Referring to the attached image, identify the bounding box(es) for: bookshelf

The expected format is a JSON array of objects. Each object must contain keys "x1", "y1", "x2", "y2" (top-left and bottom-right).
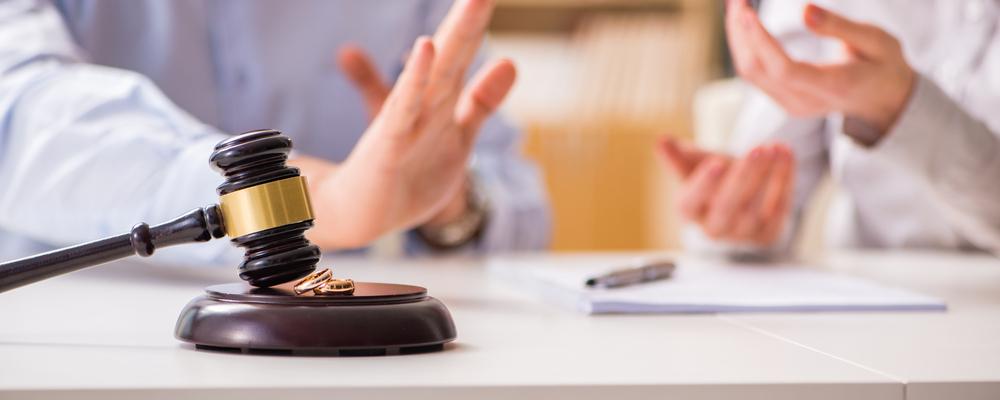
[{"x1": 489, "y1": 0, "x2": 724, "y2": 250}]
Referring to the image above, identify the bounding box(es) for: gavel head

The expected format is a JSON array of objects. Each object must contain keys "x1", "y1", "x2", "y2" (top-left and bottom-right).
[{"x1": 209, "y1": 129, "x2": 320, "y2": 287}]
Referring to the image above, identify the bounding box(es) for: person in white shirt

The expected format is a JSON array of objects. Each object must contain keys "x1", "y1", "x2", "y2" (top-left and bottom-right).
[
  {"x1": 0, "y1": 0, "x2": 551, "y2": 265},
  {"x1": 660, "y1": 0, "x2": 1000, "y2": 257}
]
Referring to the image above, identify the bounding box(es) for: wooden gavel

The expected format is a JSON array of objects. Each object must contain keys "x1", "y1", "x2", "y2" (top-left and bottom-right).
[{"x1": 0, "y1": 129, "x2": 321, "y2": 293}]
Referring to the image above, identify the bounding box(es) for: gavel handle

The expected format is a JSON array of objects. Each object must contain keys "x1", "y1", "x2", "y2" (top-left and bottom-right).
[{"x1": 0, "y1": 206, "x2": 224, "y2": 294}]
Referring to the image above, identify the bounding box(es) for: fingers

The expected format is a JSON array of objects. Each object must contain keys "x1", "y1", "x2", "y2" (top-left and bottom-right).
[
  {"x1": 704, "y1": 146, "x2": 774, "y2": 237},
  {"x1": 730, "y1": 210, "x2": 763, "y2": 242},
  {"x1": 429, "y1": 0, "x2": 494, "y2": 93},
  {"x1": 759, "y1": 144, "x2": 795, "y2": 220},
  {"x1": 725, "y1": 0, "x2": 755, "y2": 70},
  {"x1": 803, "y1": 4, "x2": 893, "y2": 59},
  {"x1": 740, "y1": 6, "x2": 788, "y2": 73},
  {"x1": 657, "y1": 137, "x2": 712, "y2": 179},
  {"x1": 729, "y1": 0, "x2": 888, "y2": 120},
  {"x1": 377, "y1": 37, "x2": 435, "y2": 138},
  {"x1": 741, "y1": 7, "x2": 820, "y2": 84},
  {"x1": 691, "y1": 143, "x2": 795, "y2": 246},
  {"x1": 338, "y1": 45, "x2": 391, "y2": 119},
  {"x1": 413, "y1": 0, "x2": 495, "y2": 147},
  {"x1": 731, "y1": 3, "x2": 830, "y2": 116},
  {"x1": 678, "y1": 157, "x2": 729, "y2": 223},
  {"x1": 455, "y1": 58, "x2": 517, "y2": 144},
  {"x1": 756, "y1": 147, "x2": 795, "y2": 245}
]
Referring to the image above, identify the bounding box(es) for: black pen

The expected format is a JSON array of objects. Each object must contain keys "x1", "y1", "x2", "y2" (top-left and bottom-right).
[{"x1": 585, "y1": 259, "x2": 676, "y2": 289}]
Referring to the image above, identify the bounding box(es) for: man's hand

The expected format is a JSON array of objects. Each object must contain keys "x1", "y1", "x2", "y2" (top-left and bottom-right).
[
  {"x1": 336, "y1": 45, "x2": 390, "y2": 122},
  {"x1": 726, "y1": 0, "x2": 915, "y2": 136},
  {"x1": 658, "y1": 138, "x2": 795, "y2": 246},
  {"x1": 336, "y1": 40, "x2": 470, "y2": 229},
  {"x1": 300, "y1": 0, "x2": 511, "y2": 250}
]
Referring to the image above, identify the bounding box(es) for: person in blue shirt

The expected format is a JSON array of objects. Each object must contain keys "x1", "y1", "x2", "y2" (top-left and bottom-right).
[{"x1": 0, "y1": 0, "x2": 551, "y2": 265}]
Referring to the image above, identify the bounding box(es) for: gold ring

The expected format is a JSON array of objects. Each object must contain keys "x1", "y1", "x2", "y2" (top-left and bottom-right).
[
  {"x1": 293, "y1": 268, "x2": 332, "y2": 295},
  {"x1": 314, "y1": 279, "x2": 355, "y2": 295}
]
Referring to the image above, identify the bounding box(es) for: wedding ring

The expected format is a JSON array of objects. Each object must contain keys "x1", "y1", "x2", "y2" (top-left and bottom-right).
[
  {"x1": 293, "y1": 268, "x2": 333, "y2": 295},
  {"x1": 314, "y1": 278, "x2": 355, "y2": 295}
]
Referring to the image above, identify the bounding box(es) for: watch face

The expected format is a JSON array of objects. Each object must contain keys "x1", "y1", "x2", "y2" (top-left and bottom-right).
[
  {"x1": 441, "y1": 224, "x2": 470, "y2": 245},
  {"x1": 419, "y1": 177, "x2": 489, "y2": 249},
  {"x1": 430, "y1": 204, "x2": 485, "y2": 247}
]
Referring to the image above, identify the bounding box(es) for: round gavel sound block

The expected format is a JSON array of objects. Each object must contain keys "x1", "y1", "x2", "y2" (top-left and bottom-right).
[
  {"x1": 175, "y1": 131, "x2": 457, "y2": 356},
  {"x1": 175, "y1": 281, "x2": 457, "y2": 356},
  {"x1": 192, "y1": 130, "x2": 457, "y2": 356},
  {"x1": 178, "y1": 130, "x2": 457, "y2": 356}
]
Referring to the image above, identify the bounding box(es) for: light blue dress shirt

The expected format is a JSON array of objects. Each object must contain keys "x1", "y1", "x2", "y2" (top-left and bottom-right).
[{"x1": 0, "y1": 0, "x2": 551, "y2": 265}]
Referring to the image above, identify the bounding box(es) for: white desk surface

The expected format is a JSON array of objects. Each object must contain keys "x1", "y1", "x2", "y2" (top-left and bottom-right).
[
  {"x1": 0, "y1": 250, "x2": 996, "y2": 400},
  {"x1": 725, "y1": 251, "x2": 1000, "y2": 400}
]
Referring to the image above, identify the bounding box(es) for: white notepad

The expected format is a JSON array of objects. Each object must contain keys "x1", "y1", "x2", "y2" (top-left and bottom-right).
[{"x1": 489, "y1": 254, "x2": 947, "y2": 314}]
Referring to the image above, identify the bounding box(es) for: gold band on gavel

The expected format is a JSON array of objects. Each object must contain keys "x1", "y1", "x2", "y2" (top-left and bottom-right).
[{"x1": 218, "y1": 176, "x2": 315, "y2": 238}]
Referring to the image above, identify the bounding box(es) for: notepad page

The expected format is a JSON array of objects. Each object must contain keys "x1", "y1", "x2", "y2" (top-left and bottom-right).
[{"x1": 488, "y1": 254, "x2": 946, "y2": 314}]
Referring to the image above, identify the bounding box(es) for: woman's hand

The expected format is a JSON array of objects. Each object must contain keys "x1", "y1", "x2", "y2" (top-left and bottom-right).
[
  {"x1": 659, "y1": 138, "x2": 795, "y2": 246},
  {"x1": 726, "y1": 0, "x2": 915, "y2": 136}
]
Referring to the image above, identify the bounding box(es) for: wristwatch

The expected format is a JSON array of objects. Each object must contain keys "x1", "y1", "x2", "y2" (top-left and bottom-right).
[{"x1": 416, "y1": 176, "x2": 489, "y2": 250}]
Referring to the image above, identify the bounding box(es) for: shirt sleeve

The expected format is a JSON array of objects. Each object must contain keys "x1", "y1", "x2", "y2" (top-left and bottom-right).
[
  {"x1": 867, "y1": 74, "x2": 1000, "y2": 254},
  {"x1": 0, "y1": 0, "x2": 241, "y2": 266}
]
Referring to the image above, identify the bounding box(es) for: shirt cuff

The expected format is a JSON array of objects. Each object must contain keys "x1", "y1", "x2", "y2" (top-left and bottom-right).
[{"x1": 867, "y1": 74, "x2": 942, "y2": 175}]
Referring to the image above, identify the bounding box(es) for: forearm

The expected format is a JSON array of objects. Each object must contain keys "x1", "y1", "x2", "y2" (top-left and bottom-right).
[
  {"x1": 867, "y1": 74, "x2": 1000, "y2": 253},
  {"x1": 0, "y1": 64, "x2": 239, "y2": 265},
  {"x1": 0, "y1": 1, "x2": 242, "y2": 266}
]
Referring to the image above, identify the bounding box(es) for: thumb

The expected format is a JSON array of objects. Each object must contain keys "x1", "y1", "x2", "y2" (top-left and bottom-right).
[
  {"x1": 657, "y1": 137, "x2": 710, "y2": 179},
  {"x1": 803, "y1": 4, "x2": 894, "y2": 59},
  {"x1": 337, "y1": 45, "x2": 391, "y2": 120}
]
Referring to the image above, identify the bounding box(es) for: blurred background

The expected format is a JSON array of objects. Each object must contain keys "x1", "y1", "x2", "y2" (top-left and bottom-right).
[
  {"x1": 486, "y1": 0, "x2": 832, "y2": 256},
  {"x1": 487, "y1": 0, "x2": 725, "y2": 251}
]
